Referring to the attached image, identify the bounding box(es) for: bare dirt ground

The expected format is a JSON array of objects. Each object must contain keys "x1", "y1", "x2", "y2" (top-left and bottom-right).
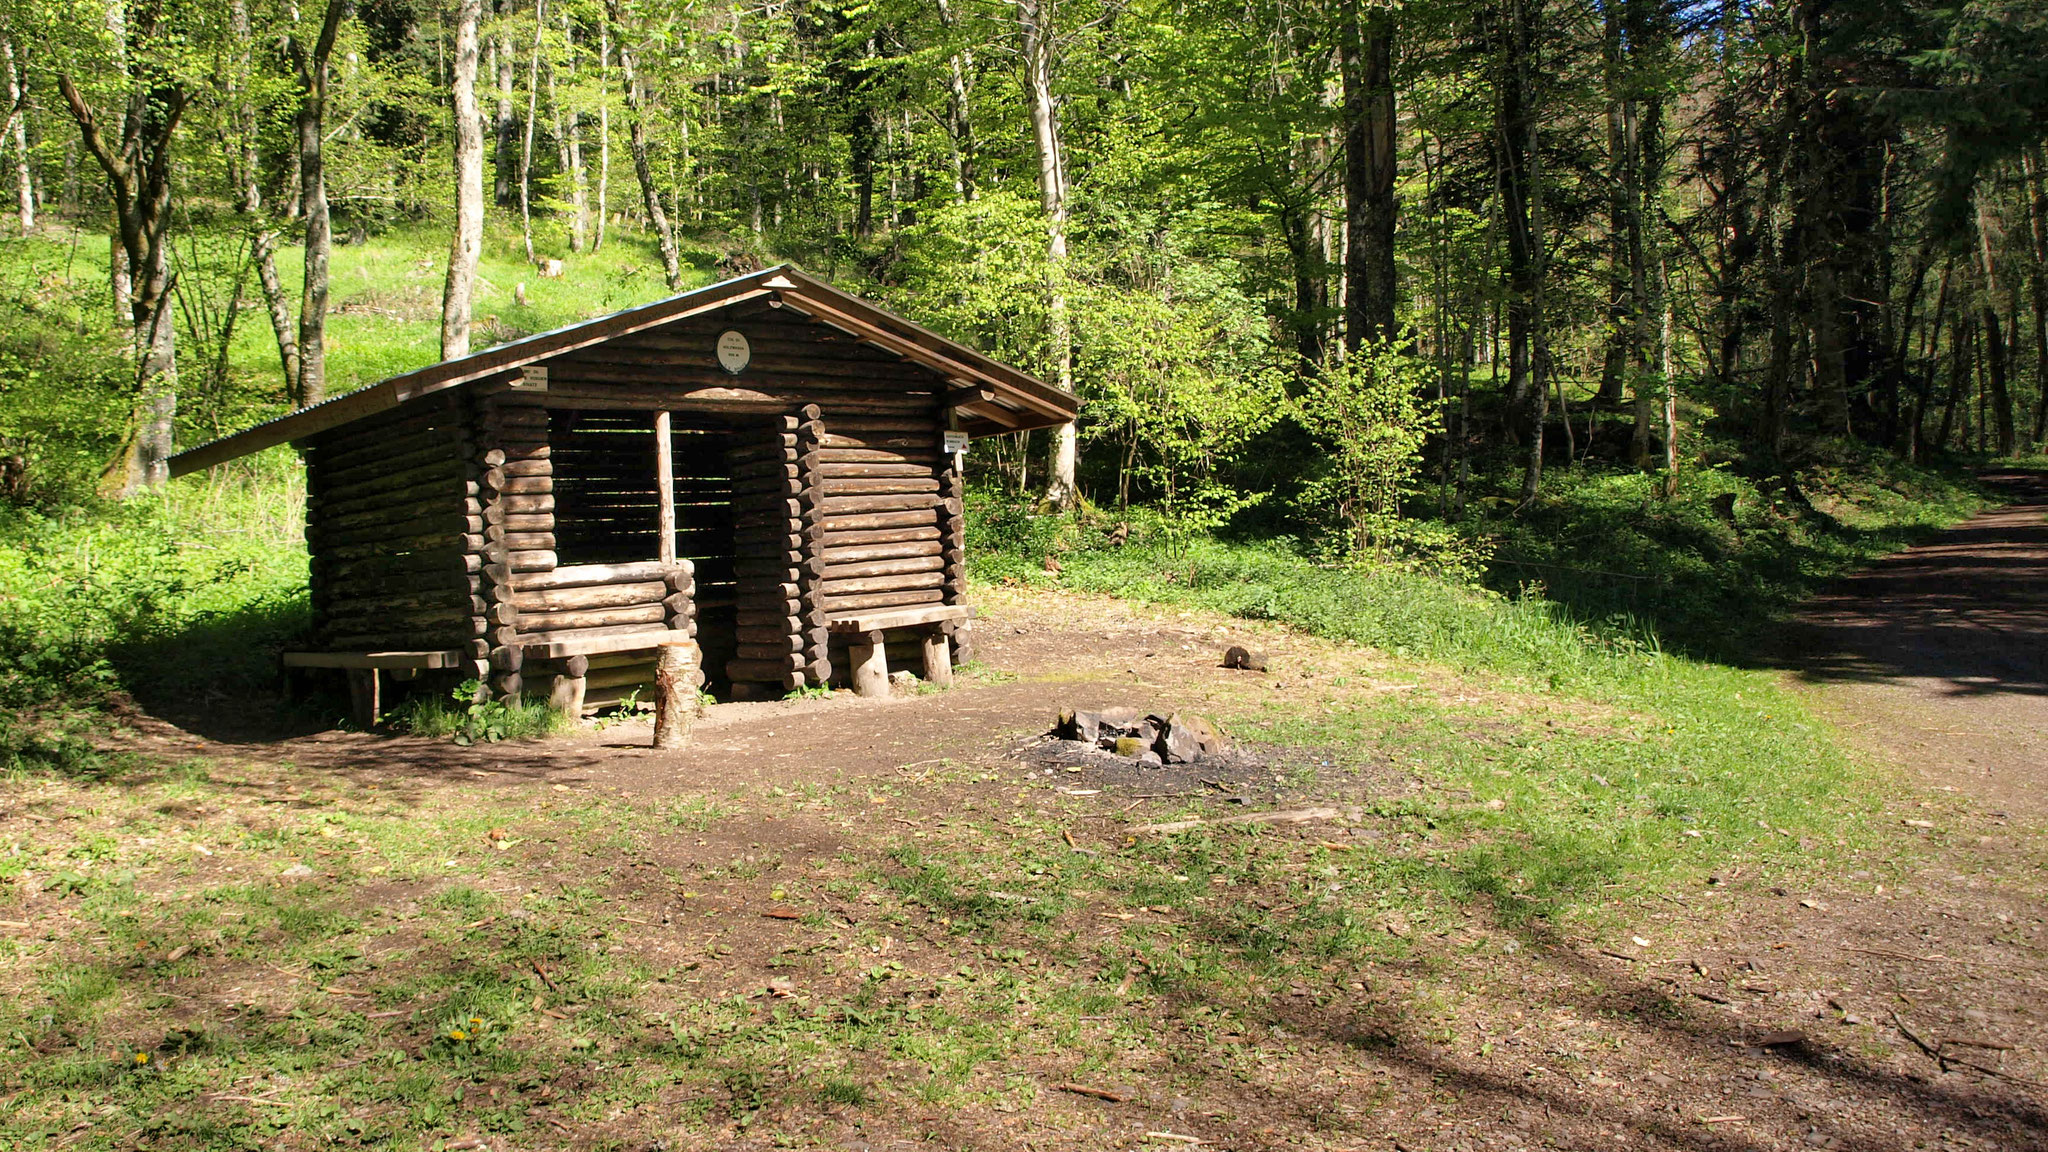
[{"x1": 39, "y1": 503, "x2": 2048, "y2": 1151}]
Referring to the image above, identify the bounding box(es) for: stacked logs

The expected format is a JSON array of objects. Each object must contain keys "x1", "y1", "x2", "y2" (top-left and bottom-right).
[
  {"x1": 303, "y1": 396, "x2": 481, "y2": 654},
  {"x1": 544, "y1": 314, "x2": 944, "y2": 418},
  {"x1": 477, "y1": 393, "x2": 557, "y2": 702},
  {"x1": 815, "y1": 416, "x2": 952, "y2": 619},
  {"x1": 725, "y1": 410, "x2": 817, "y2": 694},
  {"x1": 518, "y1": 560, "x2": 697, "y2": 715},
  {"x1": 938, "y1": 456, "x2": 973, "y2": 665}
]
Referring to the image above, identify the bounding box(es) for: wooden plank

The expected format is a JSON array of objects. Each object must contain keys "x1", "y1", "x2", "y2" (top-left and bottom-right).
[
  {"x1": 826, "y1": 604, "x2": 973, "y2": 633},
  {"x1": 282, "y1": 649, "x2": 467, "y2": 670},
  {"x1": 520, "y1": 626, "x2": 696, "y2": 659}
]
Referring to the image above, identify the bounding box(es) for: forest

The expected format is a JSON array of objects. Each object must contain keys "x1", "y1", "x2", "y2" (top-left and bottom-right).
[{"x1": 0, "y1": 0, "x2": 2042, "y2": 516}]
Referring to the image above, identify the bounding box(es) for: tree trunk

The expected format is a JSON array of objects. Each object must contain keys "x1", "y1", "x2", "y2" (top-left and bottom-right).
[
  {"x1": 937, "y1": 0, "x2": 975, "y2": 200},
  {"x1": 109, "y1": 221, "x2": 131, "y2": 325},
  {"x1": 1281, "y1": 201, "x2": 1326, "y2": 373},
  {"x1": 1935, "y1": 313, "x2": 1972, "y2": 451},
  {"x1": 594, "y1": 17, "x2": 610, "y2": 252},
  {"x1": 519, "y1": 0, "x2": 542, "y2": 264},
  {"x1": 442, "y1": 0, "x2": 486, "y2": 360},
  {"x1": 1597, "y1": 1, "x2": 1630, "y2": 409},
  {"x1": 608, "y1": 0, "x2": 680, "y2": 289},
  {"x1": 58, "y1": 61, "x2": 185, "y2": 494},
  {"x1": 1021, "y1": 0, "x2": 1077, "y2": 510},
  {"x1": 1975, "y1": 191, "x2": 2016, "y2": 455},
  {"x1": 552, "y1": 11, "x2": 589, "y2": 253},
  {"x1": 493, "y1": 13, "x2": 517, "y2": 207},
  {"x1": 1341, "y1": 0, "x2": 1396, "y2": 351},
  {"x1": 0, "y1": 35, "x2": 32, "y2": 233},
  {"x1": 1494, "y1": 0, "x2": 1546, "y2": 502},
  {"x1": 226, "y1": 0, "x2": 299, "y2": 398},
  {"x1": 2024, "y1": 147, "x2": 2048, "y2": 445},
  {"x1": 292, "y1": 0, "x2": 348, "y2": 410}
]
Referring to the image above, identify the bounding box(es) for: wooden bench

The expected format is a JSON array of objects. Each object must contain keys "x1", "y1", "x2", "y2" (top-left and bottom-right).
[
  {"x1": 826, "y1": 605, "x2": 974, "y2": 697},
  {"x1": 282, "y1": 649, "x2": 467, "y2": 727}
]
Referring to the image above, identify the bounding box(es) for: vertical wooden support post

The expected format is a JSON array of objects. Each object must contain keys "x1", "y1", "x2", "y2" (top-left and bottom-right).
[
  {"x1": 920, "y1": 629, "x2": 953, "y2": 688},
  {"x1": 654, "y1": 409, "x2": 676, "y2": 566},
  {"x1": 653, "y1": 642, "x2": 697, "y2": 748},
  {"x1": 851, "y1": 629, "x2": 889, "y2": 697}
]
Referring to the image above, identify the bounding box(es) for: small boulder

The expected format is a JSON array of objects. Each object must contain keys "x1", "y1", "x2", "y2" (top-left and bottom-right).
[
  {"x1": 1113, "y1": 735, "x2": 1149, "y2": 758},
  {"x1": 1136, "y1": 750, "x2": 1164, "y2": 767},
  {"x1": 1158, "y1": 712, "x2": 1228, "y2": 764},
  {"x1": 1056, "y1": 708, "x2": 1101, "y2": 742},
  {"x1": 1158, "y1": 714, "x2": 1204, "y2": 764},
  {"x1": 1095, "y1": 706, "x2": 1142, "y2": 728}
]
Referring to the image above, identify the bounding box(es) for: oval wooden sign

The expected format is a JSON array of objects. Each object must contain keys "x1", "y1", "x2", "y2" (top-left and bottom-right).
[{"x1": 716, "y1": 329, "x2": 751, "y2": 374}]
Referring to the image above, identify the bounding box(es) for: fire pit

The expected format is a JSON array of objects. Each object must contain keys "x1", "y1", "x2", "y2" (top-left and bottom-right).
[{"x1": 1052, "y1": 706, "x2": 1231, "y2": 766}]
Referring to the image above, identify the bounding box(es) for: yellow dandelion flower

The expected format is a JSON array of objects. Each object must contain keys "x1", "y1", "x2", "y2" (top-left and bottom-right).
[
  {"x1": 469, "y1": 1017, "x2": 482, "y2": 1027},
  {"x1": 449, "y1": 1029, "x2": 468, "y2": 1041},
  {"x1": 133, "y1": 1052, "x2": 150, "y2": 1065}
]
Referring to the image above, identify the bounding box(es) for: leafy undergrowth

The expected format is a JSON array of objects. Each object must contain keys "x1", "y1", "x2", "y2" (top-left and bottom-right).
[
  {"x1": 0, "y1": 467, "x2": 313, "y2": 774},
  {"x1": 975, "y1": 449, "x2": 1988, "y2": 678},
  {"x1": 1479, "y1": 447, "x2": 1989, "y2": 659}
]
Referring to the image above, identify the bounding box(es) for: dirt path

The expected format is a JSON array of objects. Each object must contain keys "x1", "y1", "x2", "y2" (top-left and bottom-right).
[{"x1": 1789, "y1": 470, "x2": 2048, "y2": 818}]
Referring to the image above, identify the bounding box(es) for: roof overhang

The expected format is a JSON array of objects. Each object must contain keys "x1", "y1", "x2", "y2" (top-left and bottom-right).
[{"x1": 167, "y1": 266, "x2": 1076, "y2": 478}]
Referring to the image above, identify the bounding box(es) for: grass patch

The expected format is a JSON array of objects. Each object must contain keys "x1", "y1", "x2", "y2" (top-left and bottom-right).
[{"x1": 387, "y1": 680, "x2": 569, "y2": 745}]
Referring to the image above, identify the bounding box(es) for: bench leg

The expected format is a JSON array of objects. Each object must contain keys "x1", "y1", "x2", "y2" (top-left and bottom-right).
[
  {"x1": 851, "y1": 629, "x2": 890, "y2": 697},
  {"x1": 346, "y1": 668, "x2": 381, "y2": 728},
  {"x1": 920, "y1": 629, "x2": 953, "y2": 688},
  {"x1": 548, "y1": 674, "x2": 587, "y2": 718}
]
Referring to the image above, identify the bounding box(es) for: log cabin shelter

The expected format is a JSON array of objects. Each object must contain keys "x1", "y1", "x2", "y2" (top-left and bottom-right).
[{"x1": 165, "y1": 266, "x2": 1077, "y2": 723}]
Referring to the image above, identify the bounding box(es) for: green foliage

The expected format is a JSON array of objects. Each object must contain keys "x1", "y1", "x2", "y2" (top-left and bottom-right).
[
  {"x1": 391, "y1": 680, "x2": 565, "y2": 745},
  {"x1": 1475, "y1": 447, "x2": 1988, "y2": 660},
  {"x1": 0, "y1": 470, "x2": 310, "y2": 773},
  {"x1": 1292, "y1": 342, "x2": 1447, "y2": 564}
]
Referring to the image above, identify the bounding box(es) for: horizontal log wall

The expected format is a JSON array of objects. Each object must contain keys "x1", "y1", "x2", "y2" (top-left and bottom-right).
[
  {"x1": 303, "y1": 393, "x2": 479, "y2": 653},
  {"x1": 814, "y1": 415, "x2": 950, "y2": 617}
]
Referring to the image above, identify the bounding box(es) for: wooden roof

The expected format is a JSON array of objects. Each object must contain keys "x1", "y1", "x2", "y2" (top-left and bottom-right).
[{"x1": 167, "y1": 266, "x2": 1077, "y2": 478}]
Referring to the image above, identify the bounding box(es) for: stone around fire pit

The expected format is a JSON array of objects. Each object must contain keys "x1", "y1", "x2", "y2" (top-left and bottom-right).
[{"x1": 1050, "y1": 707, "x2": 1231, "y2": 765}]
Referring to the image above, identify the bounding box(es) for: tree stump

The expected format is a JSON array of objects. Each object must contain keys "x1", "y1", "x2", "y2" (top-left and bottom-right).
[{"x1": 652, "y1": 643, "x2": 698, "y2": 748}]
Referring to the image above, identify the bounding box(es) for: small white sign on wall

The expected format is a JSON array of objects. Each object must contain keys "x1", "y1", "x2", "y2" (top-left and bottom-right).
[
  {"x1": 942, "y1": 430, "x2": 969, "y2": 454},
  {"x1": 716, "y1": 329, "x2": 752, "y2": 374}
]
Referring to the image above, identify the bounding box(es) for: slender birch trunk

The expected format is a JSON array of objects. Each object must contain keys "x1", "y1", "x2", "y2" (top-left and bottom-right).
[
  {"x1": 594, "y1": 18, "x2": 609, "y2": 252},
  {"x1": 1020, "y1": 0, "x2": 1077, "y2": 510},
  {"x1": 0, "y1": 35, "x2": 32, "y2": 233},
  {"x1": 442, "y1": 0, "x2": 486, "y2": 360},
  {"x1": 291, "y1": 0, "x2": 348, "y2": 409},
  {"x1": 228, "y1": 0, "x2": 298, "y2": 398},
  {"x1": 606, "y1": 0, "x2": 680, "y2": 288},
  {"x1": 519, "y1": 0, "x2": 542, "y2": 264}
]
